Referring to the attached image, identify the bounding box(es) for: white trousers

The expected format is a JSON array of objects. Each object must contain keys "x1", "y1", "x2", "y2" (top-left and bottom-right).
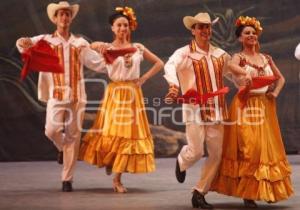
[
  {"x1": 178, "y1": 123, "x2": 224, "y2": 194},
  {"x1": 45, "y1": 99, "x2": 85, "y2": 181}
]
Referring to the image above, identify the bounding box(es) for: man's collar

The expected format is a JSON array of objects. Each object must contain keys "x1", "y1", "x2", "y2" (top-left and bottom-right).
[
  {"x1": 191, "y1": 39, "x2": 215, "y2": 54},
  {"x1": 52, "y1": 31, "x2": 74, "y2": 42}
]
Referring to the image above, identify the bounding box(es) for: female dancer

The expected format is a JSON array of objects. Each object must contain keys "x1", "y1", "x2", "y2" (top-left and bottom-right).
[
  {"x1": 79, "y1": 7, "x2": 163, "y2": 193},
  {"x1": 211, "y1": 16, "x2": 293, "y2": 207}
]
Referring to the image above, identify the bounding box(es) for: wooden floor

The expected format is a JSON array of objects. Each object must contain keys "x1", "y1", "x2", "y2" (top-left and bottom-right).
[{"x1": 0, "y1": 156, "x2": 299, "y2": 210}]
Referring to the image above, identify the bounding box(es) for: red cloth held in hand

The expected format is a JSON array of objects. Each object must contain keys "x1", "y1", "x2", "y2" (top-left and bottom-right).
[
  {"x1": 21, "y1": 39, "x2": 64, "y2": 80},
  {"x1": 177, "y1": 86, "x2": 229, "y2": 105},
  {"x1": 238, "y1": 75, "x2": 279, "y2": 108},
  {"x1": 103, "y1": 47, "x2": 137, "y2": 64}
]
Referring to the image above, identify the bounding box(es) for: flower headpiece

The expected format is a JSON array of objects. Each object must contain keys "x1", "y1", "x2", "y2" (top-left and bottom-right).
[
  {"x1": 235, "y1": 16, "x2": 263, "y2": 34},
  {"x1": 115, "y1": 6, "x2": 138, "y2": 31}
]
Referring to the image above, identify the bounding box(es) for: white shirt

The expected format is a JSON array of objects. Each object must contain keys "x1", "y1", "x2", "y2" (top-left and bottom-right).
[
  {"x1": 16, "y1": 33, "x2": 106, "y2": 103},
  {"x1": 164, "y1": 43, "x2": 229, "y2": 123}
]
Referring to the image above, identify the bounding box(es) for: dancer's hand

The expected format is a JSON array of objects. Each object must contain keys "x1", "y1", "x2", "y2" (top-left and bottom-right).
[
  {"x1": 267, "y1": 82, "x2": 276, "y2": 92},
  {"x1": 90, "y1": 42, "x2": 110, "y2": 54},
  {"x1": 18, "y1": 38, "x2": 33, "y2": 49},
  {"x1": 266, "y1": 91, "x2": 278, "y2": 99},
  {"x1": 243, "y1": 73, "x2": 252, "y2": 86},
  {"x1": 135, "y1": 76, "x2": 147, "y2": 87},
  {"x1": 164, "y1": 84, "x2": 179, "y2": 104},
  {"x1": 206, "y1": 98, "x2": 214, "y2": 105}
]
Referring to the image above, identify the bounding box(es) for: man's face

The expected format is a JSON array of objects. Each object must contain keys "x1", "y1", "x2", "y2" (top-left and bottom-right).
[
  {"x1": 54, "y1": 9, "x2": 73, "y2": 29},
  {"x1": 191, "y1": 23, "x2": 212, "y2": 42}
]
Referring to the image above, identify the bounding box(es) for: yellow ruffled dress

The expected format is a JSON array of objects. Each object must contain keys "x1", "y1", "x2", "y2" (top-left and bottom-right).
[
  {"x1": 211, "y1": 54, "x2": 293, "y2": 202},
  {"x1": 79, "y1": 44, "x2": 155, "y2": 173}
]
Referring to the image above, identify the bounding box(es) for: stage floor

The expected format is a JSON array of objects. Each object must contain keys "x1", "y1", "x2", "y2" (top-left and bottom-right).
[{"x1": 0, "y1": 156, "x2": 299, "y2": 210}]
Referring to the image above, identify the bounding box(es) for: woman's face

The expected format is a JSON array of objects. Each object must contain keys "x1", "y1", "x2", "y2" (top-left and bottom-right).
[
  {"x1": 111, "y1": 17, "x2": 130, "y2": 40},
  {"x1": 239, "y1": 26, "x2": 258, "y2": 46}
]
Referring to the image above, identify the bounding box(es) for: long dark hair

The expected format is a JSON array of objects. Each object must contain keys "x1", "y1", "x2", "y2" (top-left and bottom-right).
[{"x1": 109, "y1": 12, "x2": 130, "y2": 26}]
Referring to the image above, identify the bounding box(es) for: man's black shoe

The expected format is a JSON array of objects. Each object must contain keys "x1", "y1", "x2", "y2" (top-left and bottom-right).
[
  {"x1": 62, "y1": 181, "x2": 73, "y2": 192},
  {"x1": 57, "y1": 151, "x2": 63, "y2": 165},
  {"x1": 243, "y1": 199, "x2": 257, "y2": 208},
  {"x1": 191, "y1": 190, "x2": 213, "y2": 209},
  {"x1": 175, "y1": 158, "x2": 186, "y2": 183}
]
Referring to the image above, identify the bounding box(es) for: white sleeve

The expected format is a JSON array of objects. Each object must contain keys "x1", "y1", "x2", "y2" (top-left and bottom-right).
[
  {"x1": 164, "y1": 48, "x2": 186, "y2": 86},
  {"x1": 16, "y1": 34, "x2": 45, "y2": 53},
  {"x1": 81, "y1": 47, "x2": 107, "y2": 73},
  {"x1": 295, "y1": 43, "x2": 300, "y2": 60}
]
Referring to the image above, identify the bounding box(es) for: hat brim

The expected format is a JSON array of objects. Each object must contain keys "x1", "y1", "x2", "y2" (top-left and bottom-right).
[
  {"x1": 183, "y1": 16, "x2": 219, "y2": 30},
  {"x1": 47, "y1": 4, "x2": 79, "y2": 24}
]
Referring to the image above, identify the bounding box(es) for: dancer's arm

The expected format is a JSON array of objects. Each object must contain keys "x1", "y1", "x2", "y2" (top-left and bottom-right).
[
  {"x1": 16, "y1": 35, "x2": 45, "y2": 52},
  {"x1": 135, "y1": 44, "x2": 164, "y2": 87},
  {"x1": 295, "y1": 43, "x2": 300, "y2": 60},
  {"x1": 163, "y1": 48, "x2": 188, "y2": 103},
  {"x1": 228, "y1": 54, "x2": 252, "y2": 86},
  {"x1": 81, "y1": 40, "x2": 107, "y2": 73},
  {"x1": 266, "y1": 56, "x2": 285, "y2": 98}
]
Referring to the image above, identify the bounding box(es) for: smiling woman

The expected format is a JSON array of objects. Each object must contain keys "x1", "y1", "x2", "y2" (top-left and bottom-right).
[
  {"x1": 79, "y1": 6, "x2": 164, "y2": 193},
  {"x1": 211, "y1": 16, "x2": 294, "y2": 207}
]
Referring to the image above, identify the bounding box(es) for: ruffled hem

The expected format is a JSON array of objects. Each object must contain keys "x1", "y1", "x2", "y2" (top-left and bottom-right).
[
  {"x1": 79, "y1": 135, "x2": 155, "y2": 173},
  {"x1": 211, "y1": 174, "x2": 294, "y2": 202},
  {"x1": 219, "y1": 158, "x2": 292, "y2": 181},
  {"x1": 211, "y1": 158, "x2": 294, "y2": 202}
]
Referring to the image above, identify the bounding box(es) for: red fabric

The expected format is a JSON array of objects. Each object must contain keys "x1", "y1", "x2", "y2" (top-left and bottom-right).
[
  {"x1": 21, "y1": 39, "x2": 63, "y2": 80},
  {"x1": 238, "y1": 75, "x2": 279, "y2": 108},
  {"x1": 103, "y1": 47, "x2": 137, "y2": 64},
  {"x1": 176, "y1": 86, "x2": 229, "y2": 105}
]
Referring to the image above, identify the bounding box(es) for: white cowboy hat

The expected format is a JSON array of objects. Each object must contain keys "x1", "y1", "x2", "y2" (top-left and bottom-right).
[
  {"x1": 183, "y1": 12, "x2": 219, "y2": 30},
  {"x1": 47, "y1": 1, "x2": 79, "y2": 24}
]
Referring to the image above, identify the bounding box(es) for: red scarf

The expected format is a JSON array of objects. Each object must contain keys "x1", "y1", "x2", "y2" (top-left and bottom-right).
[
  {"x1": 238, "y1": 75, "x2": 279, "y2": 108},
  {"x1": 21, "y1": 39, "x2": 63, "y2": 80},
  {"x1": 177, "y1": 87, "x2": 229, "y2": 105},
  {"x1": 103, "y1": 47, "x2": 137, "y2": 64}
]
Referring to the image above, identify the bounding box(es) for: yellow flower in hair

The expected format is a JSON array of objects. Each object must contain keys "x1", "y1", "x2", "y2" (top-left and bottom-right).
[
  {"x1": 115, "y1": 6, "x2": 138, "y2": 31},
  {"x1": 235, "y1": 16, "x2": 263, "y2": 34}
]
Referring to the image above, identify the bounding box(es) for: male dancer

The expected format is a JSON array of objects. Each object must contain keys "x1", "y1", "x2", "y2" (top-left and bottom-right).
[
  {"x1": 16, "y1": 1, "x2": 106, "y2": 192},
  {"x1": 164, "y1": 12, "x2": 230, "y2": 208}
]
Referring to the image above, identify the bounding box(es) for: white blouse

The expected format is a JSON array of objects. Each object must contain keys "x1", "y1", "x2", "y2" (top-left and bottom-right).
[
  {"x1": 105, "y1": 43, "x2": 144, "y2": 82},
  {"x1": 232, "y1": 53, "x2": 274, "y2": 94}
]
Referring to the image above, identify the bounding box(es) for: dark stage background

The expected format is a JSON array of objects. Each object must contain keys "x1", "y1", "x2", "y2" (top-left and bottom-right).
[{"x1": 0, "y1": 0, "x2": 299, "y2": 161}]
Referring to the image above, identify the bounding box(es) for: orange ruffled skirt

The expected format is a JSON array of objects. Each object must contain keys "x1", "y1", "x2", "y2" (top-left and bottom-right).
[
  {"x1": 79, "y1": 81, "x2": 155, "y2": 173},
  {"x1": 211, "y1": 94, "x2": 293, "y2": 202}
]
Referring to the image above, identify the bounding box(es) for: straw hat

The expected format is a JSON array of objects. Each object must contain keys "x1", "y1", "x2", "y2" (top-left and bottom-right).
[
  {"x1": 183, "y1": 12, "x2": 219, "y2": 30},
  {"x1": 47, "y1": 1, "x2": 79, "y2": 23}
]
